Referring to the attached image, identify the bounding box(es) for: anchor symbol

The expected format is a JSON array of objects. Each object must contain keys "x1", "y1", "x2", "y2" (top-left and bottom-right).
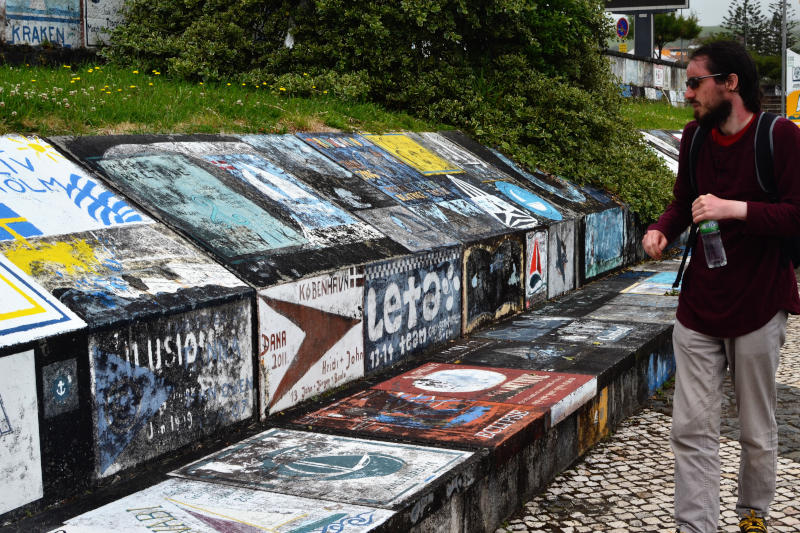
[{"x1": 56, "y1": 380, "x2": 66, "y2": 397}]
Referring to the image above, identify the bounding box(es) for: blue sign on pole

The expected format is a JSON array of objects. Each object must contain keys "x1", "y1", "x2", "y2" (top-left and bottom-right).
[{"x1": 616, "y1": 17, "x2": 629, "y2": 39}]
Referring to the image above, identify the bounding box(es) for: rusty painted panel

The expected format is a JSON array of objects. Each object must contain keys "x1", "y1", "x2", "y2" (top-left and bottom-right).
[
  {"x1": 295, "y1": 388, "x2": 543, "y2": 449},
  {"x1": 90, "y1": 299, "x2": 253, "y2": 478},
  {"x1": 0, "y1": 349, "x2": 43, "y2": 515},
  {"x1": 53, "y1": 135, "x2": 403, "y2": 287},
  {"x1": 298, "y1": 133, "x2": 507, "y2": 241},
  {"x1": 172, "y1": 428, "x2": 472, "y2": 509},
  {"x1": 240, "y1": 134, "x2": 456, "y2": 252},
  {"x1": 526, "y1": 230, "x2": 548, "y2": 308},
  {"x1": 52, "y1": 478, "x2": 394, "y2": 532},
  {"x1": 364, "y1": 248, "x2": 462, "y2": 374},
  {"x1": 374, "y1": 362, "x2": 596, "y2": 425},
  {"x1": 462, "y1": 235, "x2": 524, "y2": 334},
  {"x1": 0, "y1": 255, "x2": 85, "y2": 347},
  {"x1": 578, "y1": 386, "x2": 609, "y2": 456},
  {"x1": 258, "y1": 267, "x2": 364, "y2": 416}
]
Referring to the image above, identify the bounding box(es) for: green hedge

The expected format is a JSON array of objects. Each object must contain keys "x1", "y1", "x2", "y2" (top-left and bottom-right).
[{"x1": 103, "y1": 0, "x2": 675, "y2": 222}]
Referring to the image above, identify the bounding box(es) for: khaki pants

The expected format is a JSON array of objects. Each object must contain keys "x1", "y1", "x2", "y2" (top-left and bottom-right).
[{"x1": 671, "y1": 312, "x2": 786, "y2": 533}]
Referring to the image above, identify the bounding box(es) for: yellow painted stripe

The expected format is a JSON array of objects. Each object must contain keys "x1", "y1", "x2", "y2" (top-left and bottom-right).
[{"x1": 0, "y1": 272, "x2": 46, "y2": 320}]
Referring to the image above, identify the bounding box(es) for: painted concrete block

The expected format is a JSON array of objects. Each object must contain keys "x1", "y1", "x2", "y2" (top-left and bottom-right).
[
  {"x1": 647, "y1": 345, "x2": 676, "y2": 396},
  {"x1": 584, "y1": 207, "x2": 625, "y2": 281},
  {"x1": 538, "y1": 318, "x2": 669, "y2": 350},
  {"x1": 621, "y1": 271, "x2": 681, "y2": 295},
  {"x1": 50, "y1": 478, "x2": 394, "y2": 532},
  {"x1": 299, "y1": 133, "x2": 508, "y2": 241},
  {"x1": 90, "y1": 299, "x2": 253, "y2": 478},
  {"x1": 525, "y1": 230, "x2": 548, "y2": 308},
  {"x1": 547, "y1": 220, "x2": 576, "y2": 299},
  {"x1": 442, "y1": 339, "x2": 632, "y2": 388},
  {"x1": 0, "y1": 255, "x2": 85, "y2": 348},
  {"x1": 436, "y1": 131, "x2": 587, "y2": 213},
  {"x1": 172, "y1": 428, "x2": 472, "y2": 509},
  {"x1": 0, "y1": 350, "x2": 43, "y2": 515},
  {"x1": 295, "y1": 388, "x2": 544, "y2": 449},
  {"x1": 366, "y1": 133, "x2": 540, "y2": 231},
  {"x1": 3, "y1": 0, "x2": 81, "y2": 47},
  {"x1": 463, "y1": 235, "x2": 524, "y2": 334},
  {"x1": 1, "y1": 135, "x2": 247, "y2": 326},
  {"x1": 586, "y1": 301, "x2": 677, "y2": 324},
  {"x1": 240, "y1": 134, "x2": 455, "y2": 252},
  {"x1": 258, "y1": 266, "x2": 364, "y2": 416},
  {"x1": 364, "y1": 248, "x2": 462, "y2": 373},
  {"x1": 54, "y1": 135, "x2": 402, "y2": 287},
  {"x1": 373, "y1": 362, "x2": 596, "y2": 425},
  {"x1": 42, "y1": 358, "x2": 78, "y2": 418},
  {"x1": 476, "y1": 315, "x2": 572, "y2": 343},
  {"x1": 84, "y1": 0, "x2": 124, "y2": 46}
]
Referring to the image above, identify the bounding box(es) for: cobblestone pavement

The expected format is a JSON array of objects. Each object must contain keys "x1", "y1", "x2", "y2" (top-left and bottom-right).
[{"x1": 496, "y1": 313, "x2": 800, "y2": 533}]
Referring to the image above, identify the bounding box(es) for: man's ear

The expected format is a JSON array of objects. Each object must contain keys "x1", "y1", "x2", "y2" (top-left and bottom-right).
[{"x1": 726, "y1": 73, "x2": 739, "y2": 92}]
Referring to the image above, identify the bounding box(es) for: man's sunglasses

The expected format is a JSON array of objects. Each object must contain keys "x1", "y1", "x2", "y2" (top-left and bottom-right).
[{"x1": 685, "y1": 73, "x2": 726, "y2": 89}]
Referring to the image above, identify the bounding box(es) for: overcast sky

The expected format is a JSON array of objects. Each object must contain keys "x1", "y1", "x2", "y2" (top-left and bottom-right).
[{"x1": 680, "y1": 0, "x2": 782, "y2": 26}]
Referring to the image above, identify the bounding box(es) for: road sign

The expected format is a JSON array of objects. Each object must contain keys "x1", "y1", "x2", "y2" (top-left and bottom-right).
[{"x1": 616, "y1": 17, "x2": 629, "y2": 39}]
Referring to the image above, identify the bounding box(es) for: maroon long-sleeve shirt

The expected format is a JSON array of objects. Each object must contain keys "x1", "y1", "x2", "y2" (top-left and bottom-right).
[{"x1": 649, "y1": 114, "x2": 800, "y2": 338}]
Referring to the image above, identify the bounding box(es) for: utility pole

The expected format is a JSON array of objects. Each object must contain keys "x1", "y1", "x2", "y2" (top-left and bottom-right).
[{"x1": 781, "y1": 0, "x2": 787, "y2": 117}]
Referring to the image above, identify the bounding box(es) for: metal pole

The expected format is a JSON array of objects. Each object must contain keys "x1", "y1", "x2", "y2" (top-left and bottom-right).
[{"x1": 782, "y1": 0, "x2": 787, "y2": 117}]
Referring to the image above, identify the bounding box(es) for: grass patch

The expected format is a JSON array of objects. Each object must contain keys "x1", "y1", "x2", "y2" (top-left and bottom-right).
[
  {"x1": 621, "y1": 98, "x2": 694, "y2": 131},
  {"x1": 0, "y1": 63, "x2": 441, "y2": 136}
]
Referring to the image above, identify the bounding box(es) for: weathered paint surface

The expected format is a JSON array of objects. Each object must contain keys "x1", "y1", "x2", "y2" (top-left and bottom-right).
[
  {"x1": 490, "y1": 149, "x2": 588, "y2": 205},
  {"x1": 258, "y1": 267, "x2": 364, "y2": 415},
  {"x1": 0, "y1": 350, "x2": 43, "y2": 515},
  {"x1": 51, "y1": 478, "x2": 394, "y2": 532},
  {"x1": 299, "y1": 133, "x2": 507, "y2": 241},
  {"x1": 90, "y1": 300, "x2": 253, "y2": 478},
  {"x1": 547, "y1": 220, "x2": 576, "y2": 299},
  {"x1": 364, "y1": 249, "x2": 462, "y2": 373},
  {"x1": 412, "y1": 132, "x2": 563, "y2": 222},
  {"x1": 0, "y1": 135, "x2": 148, "y2": 237},
  {"x1": 172, "y1": 428, "x2": 472, "y2": 509},
  {"x1": 374, "y1": 362, "x2": 596, "y2": 425},
  {"x1": 577, "y1": 386, "x2": 609, "y2": 456},
  {"x1": 476, "y1": 316, "x2": 572, "y2": 343},
  {"x1": 3, "y1": 0, "x2": 81, "y2": 47},
  {"x1": 526, "y1": 231, "x2": 548, "y2": 308},
  {"x1": 587, "y1": 299, "x2": 677, "y2": 324},
  {"x1": 240, "y1": 134, "x2": 455, "y2": 252},
  {"x1": 621, "y1": 271, "x2": 680, "y2": 295},
  {"x1": 463, "y1": 236, "x2": 524, "y2": 334},
  {"x1": 295, "y1": 389, "x2": 542, "y2": 448},
  {"x1": 42, "y1": 358, "x2": 78, "y2": 418},
  {"x1": 84, "y1": 0, "x2": 124, "y2": 46},
  {"x1": 366, "y1": 132, "x2": 540, "y2": 230},
  {"x1": 648, "y1": 347, "x2": 676, "y2": 396},
  {"x1": 584, "y1": 208, "x2": 625, "y2": 279},
  {"x1": 0, "y1": 254, "x2": 85, "y2": 347}
]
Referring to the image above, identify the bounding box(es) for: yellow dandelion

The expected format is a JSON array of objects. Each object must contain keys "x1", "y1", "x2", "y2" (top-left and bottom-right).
[
  {"x1": 242, "y1": 83, "x2": 246, "y2": 86},
  {"x1": 199, "y1": 82, "x2": 204, "y2": 85},
  {"x1": 226, "y1": 83, "x2": 231, "y2": 86},
  {"x1": 323, "y1": 90, "x2": 328, "y2": 94},
  {"x1": 262, "y1": 82, "x2": 267, "y2": 85},
  {"x1": 63, "y1": 65, "x2": 71, "y2": 69},
  {"x1": 279, "y1": 87, "x2": 286, "y2": 91},
  {"x1": 129, "y1": 85, "x2": 136, "y2": 88},
  {"x1": 132, "y1": 70, "x2": 139, "y2": 74},
  {"x1": 117, "y1": 88, "x2": 122, "y2": 92},
  {"x1": 148, "y1": 82, "x2": 153, "y2": 86},
  {"x1": 303, "y1": 72, "x2": 308, "y2": 76},
  {"x1": 312, "y1": 85, "x2": 316, "y2": 89},
  {"x1": 88, "y1": 69, "x2": 93, "y2": 73},
  {"x1": 31, "y1": 79, "x2": 36, "y2": 82}
]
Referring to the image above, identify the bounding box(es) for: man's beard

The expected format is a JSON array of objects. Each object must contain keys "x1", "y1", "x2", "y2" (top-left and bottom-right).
[{"x1": 694, "y1": 99, "x2": 732, "y2": 129}]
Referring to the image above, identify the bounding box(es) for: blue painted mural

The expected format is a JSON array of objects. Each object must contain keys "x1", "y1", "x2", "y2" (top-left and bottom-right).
[
  {"x1": 364, "y1": 248, "x2": 462, "y2": 373},
  {"x1": 585, "y1": 208, "x2": 625, "y2": 279},
  {"x1": 4, "y1": 0, "x2": 81, "y2": 47},
  {"x1": 489, "y1": 149, "x2": 586, "y2": 204},
  {"x1": 647, "y1": 349, "x2": 676, "y2": 396},
  {"x1": 95, "y1": 153, "x2": 307, "y2": 259}
]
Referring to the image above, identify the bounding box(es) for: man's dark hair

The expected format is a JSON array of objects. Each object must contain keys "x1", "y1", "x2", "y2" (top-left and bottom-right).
[{"x1": 690, "y1": 40, "x2": 761, "y2": 113}]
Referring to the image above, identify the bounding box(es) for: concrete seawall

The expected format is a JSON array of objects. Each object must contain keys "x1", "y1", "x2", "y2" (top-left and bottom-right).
[{"x1": 0, "y1": 129, "x2": 679, "y2": 532}]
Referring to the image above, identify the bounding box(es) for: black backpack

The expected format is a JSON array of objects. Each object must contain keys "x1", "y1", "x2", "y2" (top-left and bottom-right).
[{"x1": 673, "y1": 112, "x2": 800, "y2": 289}]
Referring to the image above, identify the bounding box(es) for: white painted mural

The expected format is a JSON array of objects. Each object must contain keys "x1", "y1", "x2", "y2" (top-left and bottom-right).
[
  {"x1": 0, "y1": 254, "x2": 85, "y2": 348},
  {"x1": 49, "y1": 478, "x2": 394, "y2": 532},
  {"x1": 258, "y1": 267, "x2": 365, "y2": 415},
  {"x1": 0, "y1": 349, "x2": 43, "y2": 515}
]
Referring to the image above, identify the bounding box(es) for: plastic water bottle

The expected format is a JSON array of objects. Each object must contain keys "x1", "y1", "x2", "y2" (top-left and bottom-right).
[{"x1": 699, "y1": 220, "x2": 727, "y2": 268}]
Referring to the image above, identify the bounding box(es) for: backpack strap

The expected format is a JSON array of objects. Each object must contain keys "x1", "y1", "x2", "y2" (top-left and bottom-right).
[
  {"x1": 673, "y1": 125, "x2": 707, "y2": 289},
  {"x1": 754, "y1": 111, "x2": 780, "y2": 200}
]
